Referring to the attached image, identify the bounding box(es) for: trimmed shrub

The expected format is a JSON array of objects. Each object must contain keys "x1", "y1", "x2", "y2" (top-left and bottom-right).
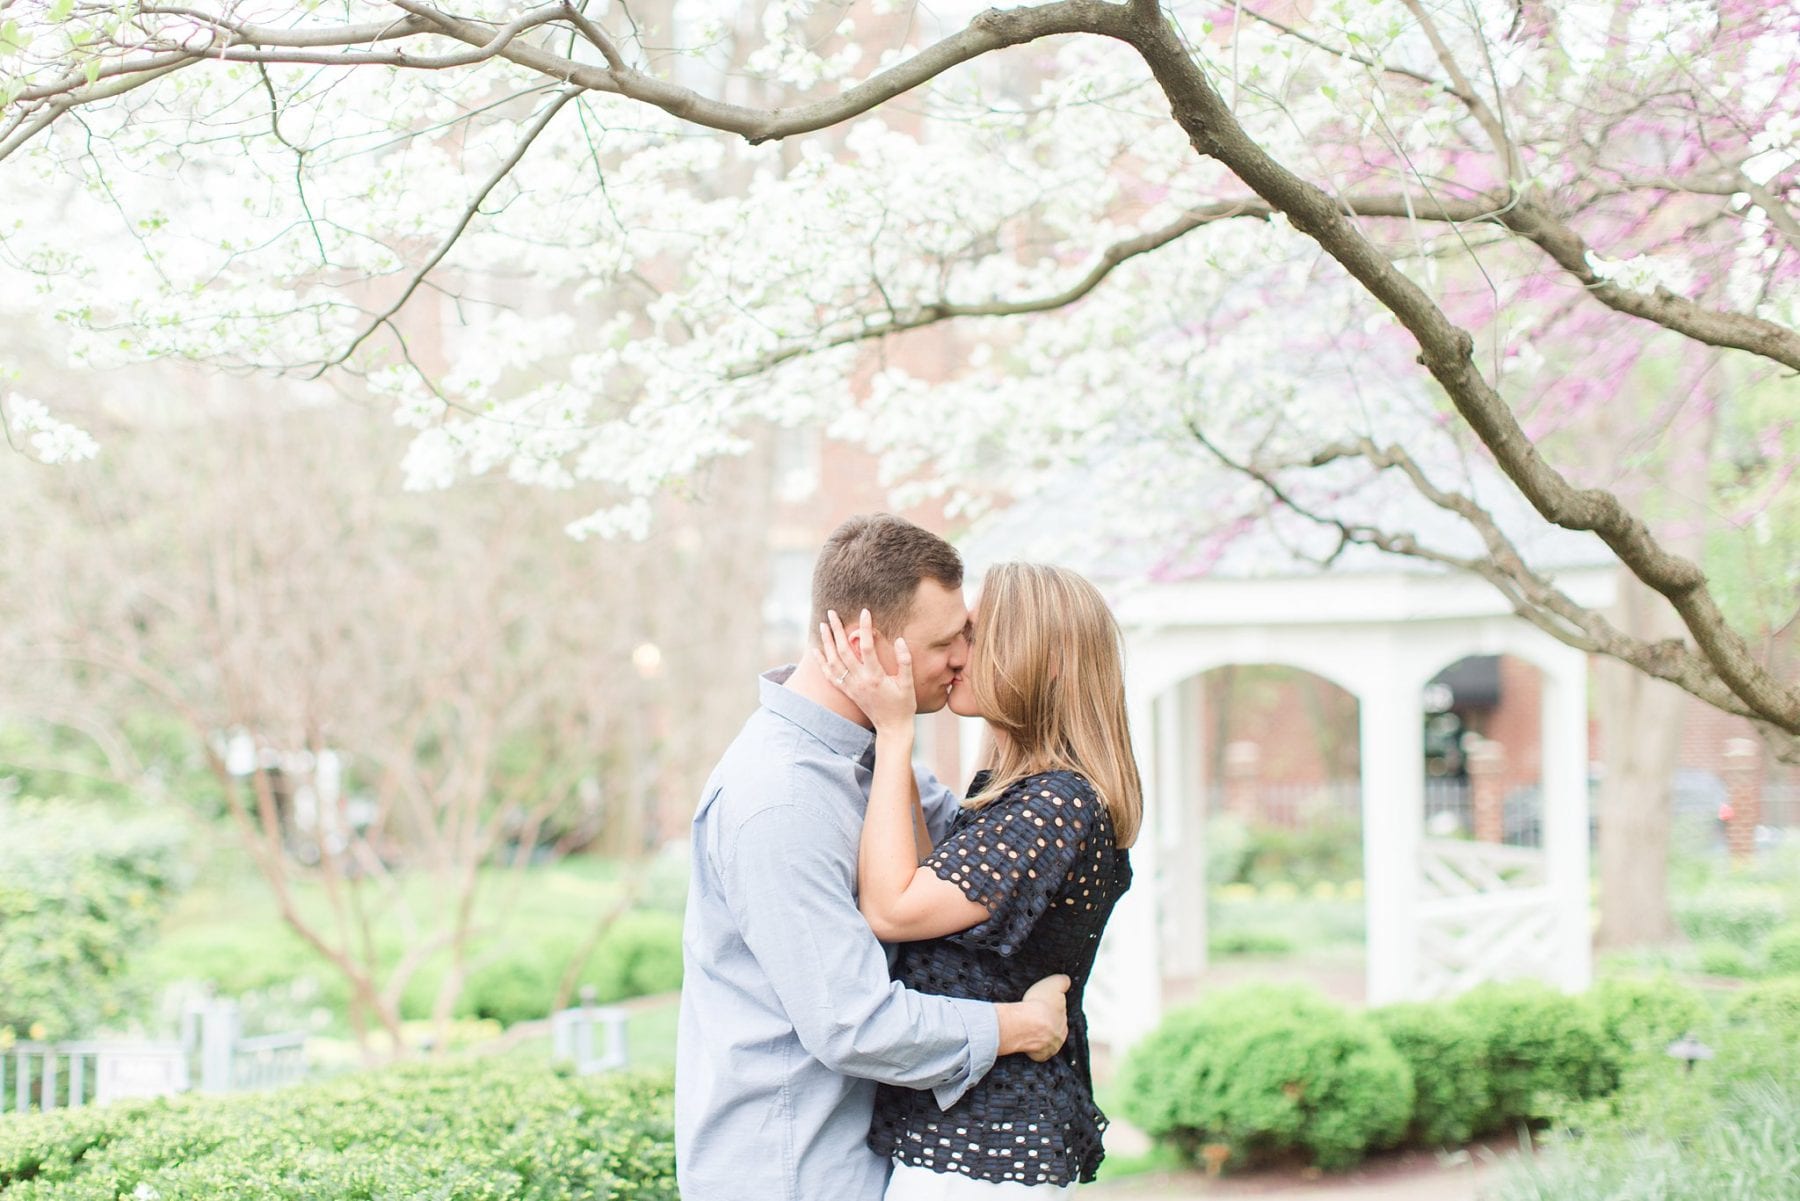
[
  {"x1": 457, "y1": 910, "x2": 685, "y2": 1025},
  {"x1": 1118, "y1": 985, "x2": 1413, "y2": 1171},
  {"x1": 1725, "y1": 977, "x2": 1800, "y2": 1042},
  {"x1": 1675, "y1": 886, "x2": 1787, "y2": 947},
  {"x1": 1208, "y1": 928, "x2": 1298, "y2": 956},
  {"x1": 1715, "y1": 978, "x2": 1800, "y2": 1096},
  {"x1": 0, "y1": 800, "x2": 187, "y2": 1041},
  {"x1": 0, "y1": 1060, "x2": 676, "y2": 1200},
  {"x1": 1695, "y1": 939, "x2": 1759, "y2": 979},
  {"x1": 1589, "y1": 976, "x2": 1709, "y2": 1065},
  {"x1": 1762, "y1": 923, "x2": 1800, "y2": 978},
  {"x1": 1368, "y1": 1002, "x2": 1490, "y2": 1148},
  {"x1": 1453, "y1": 982, "x2": 1615, "y2": 1132}
]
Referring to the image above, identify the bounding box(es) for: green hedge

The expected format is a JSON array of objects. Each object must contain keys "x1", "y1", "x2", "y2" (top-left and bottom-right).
[
  {"x1": 0, "y1": 1060, "x2": 676, "y2": 1200},
  {"x1": 1674, "y1": 886, "x2": 1788, "y2": 947},
  {"x1": 1120, "y1": 977, "x2": 1738, "y2": 1174},
  {"x1": 1587, "y1": 976, "x2": 1708, "y2": 1064},
  {"x1": 1762, "y1": 923, "x2": 1800, "y2": 977},
  {"x1": 1451, "y1": 982, "x2": 1616, "y2": 1132},
  {"x1": 1368, "y1": 1002, "x2": 1490, "y2": 1148},
  {"x1": 1118, "y1": 985, "x2": 1412, "y2": 1171},
  {"x1": 0, "y1": 800, "x2": 187, "y2": 1041},
  {"x1": 1726, "y1": 978, "x2": 1800, "y2": 1043},
  {"x1": 438, "y1": 910, "x2": 685, "y2": 1026}
]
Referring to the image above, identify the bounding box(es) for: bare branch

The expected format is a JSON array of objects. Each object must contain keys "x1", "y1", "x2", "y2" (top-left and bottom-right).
[
  {"x1": 1398, "y1": 0, "x2": 1520, "y2": 181},
  {"x1": 558, "y1": 0, "x2": 623, "y2": 72},
  {"x1": 1195, "y1": 426, "x2": 1798, "y2": 764},
  {"x1": 385, "y1": 0, "x2": 1135, "y2": 144},
  {"x1": 1125, "y1": 8, "x2": 1800, "y2": 735},
  {"x1": 730, "y1": 198, "x2": 1277, "y2": 377},
  {"x1": 1495, "y1": 199, "x2": 1800, "y2": 372},
  {"x1": 1243, "y1": 5, "x2": 1464, "y2": 101},
  {"x1": 317, "y1": 86, "x2": 581, "y2": 374}
]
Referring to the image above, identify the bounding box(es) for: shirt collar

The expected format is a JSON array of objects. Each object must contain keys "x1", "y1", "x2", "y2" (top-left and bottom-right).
[{"x1": 759, "y1": 665, "x2": 876, "y2": 766}]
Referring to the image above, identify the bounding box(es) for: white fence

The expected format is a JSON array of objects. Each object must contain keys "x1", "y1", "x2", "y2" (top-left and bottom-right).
[
  {"x1": 550, "y1": 989, "x2": 630, "y2": 1076},
  {"x1": 1, "y1": 999, "x2": 306, "y2": 1116}
]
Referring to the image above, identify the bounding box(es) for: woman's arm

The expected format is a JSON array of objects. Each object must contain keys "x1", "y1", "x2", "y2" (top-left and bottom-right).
[{"x1": 818, "y1": 610, "x2": 990, "y2": 942}]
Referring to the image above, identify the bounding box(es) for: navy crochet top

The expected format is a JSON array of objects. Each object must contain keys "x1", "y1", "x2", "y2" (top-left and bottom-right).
[{"x1": 867, "y1": 768, "x2": 1132, "y2": 1186}]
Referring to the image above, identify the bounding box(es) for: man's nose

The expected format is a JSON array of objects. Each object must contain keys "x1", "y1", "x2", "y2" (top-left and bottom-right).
[{"x1": 948, "y1": 634, "x2": 970, "y2": 669}]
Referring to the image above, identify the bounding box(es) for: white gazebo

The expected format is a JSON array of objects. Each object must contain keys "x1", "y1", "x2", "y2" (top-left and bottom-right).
[{"x1": 962, "y1": 472, "x2": 1619, "y2": 1054}]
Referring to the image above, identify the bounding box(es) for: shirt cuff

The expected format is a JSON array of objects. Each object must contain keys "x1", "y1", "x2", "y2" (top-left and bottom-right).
[{"x1": 931, "y1": 996, "x2": 1000, "y2": 1110}]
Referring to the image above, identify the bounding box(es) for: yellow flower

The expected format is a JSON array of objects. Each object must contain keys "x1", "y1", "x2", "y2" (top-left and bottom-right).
[
  {"x1": 0, "y1": 1027, "x2": 15, "y2": 1050},
  {"x1": 27, "y1": 1021, "x2": 47, "y2": 1041},
  {"x1": 1311, "y1": 881, "x2": 1338, "y2": 901}
]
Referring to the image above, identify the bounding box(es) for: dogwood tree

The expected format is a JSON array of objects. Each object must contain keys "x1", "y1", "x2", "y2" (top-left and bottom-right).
[{"x1": 2, "y1": 0, "x2": 1796, "y2": 774}]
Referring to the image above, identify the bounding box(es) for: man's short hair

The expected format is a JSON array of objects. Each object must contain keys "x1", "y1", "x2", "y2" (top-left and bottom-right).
[{"x1": 810, "y1": 514, "x2": 962, "y2": 641}]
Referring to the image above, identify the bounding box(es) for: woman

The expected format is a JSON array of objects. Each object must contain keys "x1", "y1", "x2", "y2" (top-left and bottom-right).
[{"x1": 815, "y1": 561, "x2": 1141, "y2": 1197}]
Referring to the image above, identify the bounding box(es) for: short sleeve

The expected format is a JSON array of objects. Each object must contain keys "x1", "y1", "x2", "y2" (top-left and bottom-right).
[{"x1": 922, "y1": 772, "x2": 1102, "y2": 956}]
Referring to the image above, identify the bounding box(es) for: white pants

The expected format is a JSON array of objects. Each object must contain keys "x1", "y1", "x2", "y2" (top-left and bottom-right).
[{"x1": 884, "y1": 1160, "x2": 1076, "y2": 1199}]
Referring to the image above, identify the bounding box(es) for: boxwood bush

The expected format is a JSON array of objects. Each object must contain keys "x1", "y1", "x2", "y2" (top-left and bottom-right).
[
  {"x1": 0, "y1": 800, "x2": 187, "y2": 1041},
  {"x1": 1117, "y1": 985, "x2": 1412, "y2": 1171},
  {"x1": 454, "y1": 910, "x2": 686, "y2": 1026},
  {"x1": 1762, "y1": 923, "x2": 1800, "y2": 978},
  {"x1": 1368, "y1": 1001, "x2": 1490, "y2": 1148},
  {"x1": 1588, "y1": 976, "x2": 1709, "y2": 1065},
  {"x1": 0, "y1": 1060, "x2": 676, "y2": 1200},
  {"x1": 1674, "y1": 886, "x2": 1787, "y2": 947},
  {"x1": 1452, "y1": 982, "x2": 1616, "y2": 1132},
  {"x1": 1720, "y1": 979, "x2": 1800, "y2": 1073}
]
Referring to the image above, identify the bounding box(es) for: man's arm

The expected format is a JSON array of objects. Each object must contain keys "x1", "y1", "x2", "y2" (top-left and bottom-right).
[{"x1": 723, "y1": 803, "x2": 1064, "y2": 1104}]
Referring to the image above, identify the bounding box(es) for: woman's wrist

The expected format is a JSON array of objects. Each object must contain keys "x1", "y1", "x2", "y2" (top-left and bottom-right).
[{"x1": 874, "y1": 720, "x2": 915, "y2": 743}]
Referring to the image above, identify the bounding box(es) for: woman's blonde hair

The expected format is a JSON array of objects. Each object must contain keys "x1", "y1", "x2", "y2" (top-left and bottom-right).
[{"x1": 963, "y1": 562, "x2": 1142, "y2": 848}]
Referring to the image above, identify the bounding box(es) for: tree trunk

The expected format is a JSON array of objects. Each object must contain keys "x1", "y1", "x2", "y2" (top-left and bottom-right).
[{"x1": 1594, "y1": 567, "x2": 1685, "y2": 947}]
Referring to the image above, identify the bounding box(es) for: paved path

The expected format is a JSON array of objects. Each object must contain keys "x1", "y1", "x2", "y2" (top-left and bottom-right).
[{"x1": 1087, "y1": 1147, "x2": 1510, "y2": 1201}]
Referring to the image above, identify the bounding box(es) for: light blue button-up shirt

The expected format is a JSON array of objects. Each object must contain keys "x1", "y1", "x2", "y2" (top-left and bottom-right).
[{"x1": 676, "y1": 667, "x2": 1001, "y2": 1201}]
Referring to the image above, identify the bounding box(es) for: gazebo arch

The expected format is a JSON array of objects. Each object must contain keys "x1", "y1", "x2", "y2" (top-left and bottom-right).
[
  {"x1": 1062, "y1": 566, "x2": 1615, "y2": 1053},
  {"x1": 956, "y1": 454, "x2": 1627, "y2": 1056}
]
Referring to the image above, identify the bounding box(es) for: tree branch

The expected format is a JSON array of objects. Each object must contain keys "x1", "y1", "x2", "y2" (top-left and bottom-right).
[
  {"x1": 1192, "y1": 426, "x2": 1799, "y2": 762},
  {"x1": 1126, "y1": 8, "x2": 1800, "y2": 736},
  {"x1": 729, "y1": 197, "x2": 1278, "y2": 377},
  {"x1": 316, "y1": 85, "x2": 581, "y2": 374},
  {"x1": 1243, "y1": 5, "x2": 1465, "y2": 102},
  {"x1": 385, "y1": 0, "x2": 1134, "y2": 144}
]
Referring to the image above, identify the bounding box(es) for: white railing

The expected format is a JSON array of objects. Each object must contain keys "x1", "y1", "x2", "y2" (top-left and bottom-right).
[
  {"x1": 0, "y1": 999, "x2": 307, "y2": 1116},
  {"x1": 1415, "y1": 838, "x2": 1557, "y2": 998},
  {"x1": 550, "y1": 989, "x2": 629, "y2": 1075},
  {"x1": 1, "y1": 1041, "x2": 189, "y2": 1113}
]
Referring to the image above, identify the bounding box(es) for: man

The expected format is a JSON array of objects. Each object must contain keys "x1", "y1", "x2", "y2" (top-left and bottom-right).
[{"x1": 676, "y1": 514, "x2": 1070, "y2": 1201}]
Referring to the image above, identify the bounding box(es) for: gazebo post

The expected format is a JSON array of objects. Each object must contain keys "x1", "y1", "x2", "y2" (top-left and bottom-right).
[
  {"x1": 1157, "y1": 678, "x2": 1207, "y2": 980},
  {"x1": 1361, "y1": 664, "x2": 1424, "y2": 1004},
  {"x1": 1540, "y1": 642, "x2": 1594, "y2": 992},
  {"x1": 1089, "y1": 679, "x2": 1167, "y2": 1055}
]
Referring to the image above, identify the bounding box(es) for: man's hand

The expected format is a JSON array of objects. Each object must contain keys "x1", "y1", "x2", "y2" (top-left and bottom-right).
[{"x1": 995, "y1": 974, "x2": 1070, "y2": 1062}]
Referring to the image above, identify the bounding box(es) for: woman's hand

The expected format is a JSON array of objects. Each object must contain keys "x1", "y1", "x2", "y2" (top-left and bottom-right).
[{"x1": 813, "y1": 608, "x2": 917, "y2": 735}]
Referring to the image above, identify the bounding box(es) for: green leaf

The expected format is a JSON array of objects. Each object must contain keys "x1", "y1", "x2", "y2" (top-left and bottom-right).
[
  {"x1": 85, "y1": 57, "x2": 102, "y2": 87},
  {"x1": 49, "y1": 0, "x2": 75, "y2": 23}
]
